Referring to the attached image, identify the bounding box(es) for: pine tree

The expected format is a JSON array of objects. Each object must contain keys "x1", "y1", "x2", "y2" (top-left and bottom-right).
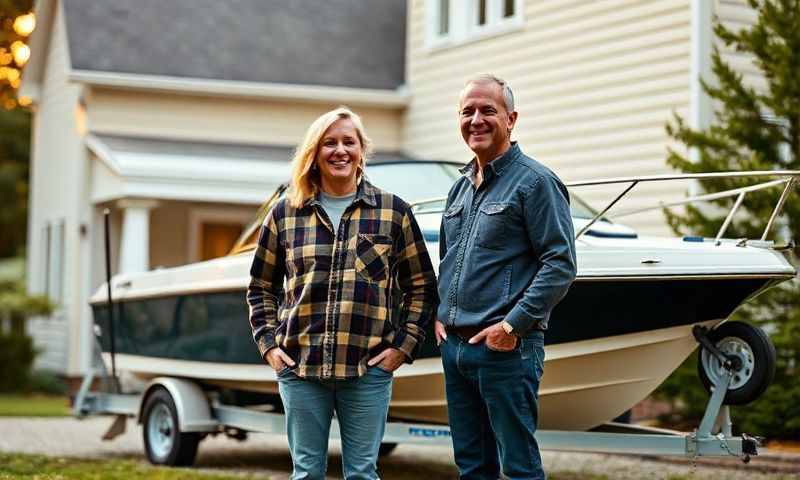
[
  {"x1": 656, "y1": 0, "x2": 800, "y2": 438},
  {"x1": 0, "y1": 0, "x2": 33, "y2": 257}
]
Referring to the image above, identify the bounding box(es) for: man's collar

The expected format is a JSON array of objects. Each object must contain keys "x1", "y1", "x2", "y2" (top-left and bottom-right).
[
  {"x1": 305, "y1": 177, "x2": 377, "y2": 208},
  {"x1": 460, "y1": 142, "x2": 520, "y2": 181}
]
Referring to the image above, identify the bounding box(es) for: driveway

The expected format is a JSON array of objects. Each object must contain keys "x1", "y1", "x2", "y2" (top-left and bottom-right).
[{"x1": 0, "y1": 417, "x2": 796, "y2": 479}]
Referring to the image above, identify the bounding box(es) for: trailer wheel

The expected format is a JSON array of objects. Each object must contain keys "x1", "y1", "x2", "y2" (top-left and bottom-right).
[
  {"x1": 142, "y1": 387, "x2": 200, "y2": 466},
  {"x1": 378, "y1": 442, "x2": 398, "y2": 457},
  {"x1": 698, "y1": 321, "x2": 776, "y2": 405}
]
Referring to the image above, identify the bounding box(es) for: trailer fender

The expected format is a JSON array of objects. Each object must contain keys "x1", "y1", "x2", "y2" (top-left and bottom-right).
[{"x1": 139, "y1": 377, "x2": 218, "y2": 433}]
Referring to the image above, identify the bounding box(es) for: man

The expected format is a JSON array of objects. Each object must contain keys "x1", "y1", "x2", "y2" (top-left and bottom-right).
[{"x1": 435, "y1": 74, "x2": 577, "y2": 480}]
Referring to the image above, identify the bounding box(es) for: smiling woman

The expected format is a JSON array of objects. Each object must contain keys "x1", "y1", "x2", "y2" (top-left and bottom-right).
[
  {"x1": 246, "y1": 106, "x2": 438, "y2": 479},
  {"x1": 286, "y1": 107, "x2": 373, "y2": 208}
]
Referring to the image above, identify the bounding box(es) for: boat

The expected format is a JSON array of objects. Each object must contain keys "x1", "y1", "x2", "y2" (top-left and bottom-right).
[{"x1": 89, "y1": 164, "x2": 798, "y2": 431}]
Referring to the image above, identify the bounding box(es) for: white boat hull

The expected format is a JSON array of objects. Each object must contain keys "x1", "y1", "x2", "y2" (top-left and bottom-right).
[{"x1": 104, "y1": 321, "x2": 713, "y2": 431}]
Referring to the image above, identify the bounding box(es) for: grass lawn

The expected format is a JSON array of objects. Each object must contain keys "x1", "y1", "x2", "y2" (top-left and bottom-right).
[
  {"x1": 0, "y1": 452, "x2": 632, "y2": 480},
  {"x1": 0, "y1": 394, "x2": 71, "y2": 417},
  {"x1": 0, "y1": 452, "x2": 258, "y2": 479}
]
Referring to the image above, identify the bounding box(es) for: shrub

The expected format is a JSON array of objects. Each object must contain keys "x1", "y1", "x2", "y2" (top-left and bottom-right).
[
  {"x1": 25, "y1": 369, "x2": 68, "y2": 395},
  {"x1": 0, "y1": 333, "x2": 36, "y2": 392}
]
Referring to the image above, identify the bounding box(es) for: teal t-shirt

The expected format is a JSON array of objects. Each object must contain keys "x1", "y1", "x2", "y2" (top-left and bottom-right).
[{"x1": 319, "y1": 191, "x2": 356, "y2": 232}]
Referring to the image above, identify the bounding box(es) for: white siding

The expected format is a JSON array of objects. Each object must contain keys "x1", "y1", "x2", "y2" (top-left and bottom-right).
[
  {"x1": 715, "y1": 0, "x2": 766, "y2": 92},
  {"x1": 25, "y1": 1, "x2": 88, "y2": 375},
  {"x1": 85, "y1": 89, "x2": 405, "y2": 153},
  {"x1": 405, "y1": 0, "x2": 694, "y2": 234}
]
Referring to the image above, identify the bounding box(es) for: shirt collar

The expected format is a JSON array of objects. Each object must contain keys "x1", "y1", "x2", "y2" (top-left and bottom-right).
[
  {"x1": 305, "y1": 177, "x2": 377, "y2": 208},
  {"x1": 459, "y1": 142, "x2": 520, "y2": 183}
]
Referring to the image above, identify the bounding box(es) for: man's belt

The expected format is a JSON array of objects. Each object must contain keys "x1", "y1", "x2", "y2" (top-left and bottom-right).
[{"x1": 445, "y1": 325, "x2": 485, "y2": 342}]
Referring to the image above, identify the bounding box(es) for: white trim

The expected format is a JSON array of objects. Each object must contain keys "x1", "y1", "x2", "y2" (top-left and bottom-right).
[
  {"x1": 690, "y1": 0, "x2": 713, "y2": 134},
  {"x1": 68, "y1": 70, "x2": 409, "y2": 108},
  {"x1": 18, "y1": 0, "x2": 56, "y2": 102},
  {"x1": 85, "y1": 133, "x2": 122, "y2": 174},
  {"x1": 425, "y1": 0, "x2": 455, "y2": 48},
  {"x1": 188, "y1": 208, "x2": 252, "y2": 263},
  {"x1": 85, "y1": 134, "x2": 291, "y2": 205}
]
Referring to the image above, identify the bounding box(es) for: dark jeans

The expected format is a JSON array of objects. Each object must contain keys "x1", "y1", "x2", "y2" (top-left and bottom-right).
[{"x1": 440, "y1": 331, "x2": 546, "y2": 480}]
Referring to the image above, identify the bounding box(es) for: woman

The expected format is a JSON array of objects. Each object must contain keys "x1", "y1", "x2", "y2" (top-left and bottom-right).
[{"x1": 246, "y1": 107, "x2": 438, "y2": 479}]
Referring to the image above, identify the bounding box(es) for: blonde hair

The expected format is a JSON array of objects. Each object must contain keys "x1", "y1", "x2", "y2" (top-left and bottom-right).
[{"x1": 288, "y1": 107, "x2": 373, "y2": 208}]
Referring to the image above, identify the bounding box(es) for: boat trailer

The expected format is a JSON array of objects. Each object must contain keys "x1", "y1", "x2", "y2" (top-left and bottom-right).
[
  {"x1": 76, "y1": 171, "x2": 794, "y2": 467},
  {"x1": 73, "y1": 347, "x2": 759, "y2": 467}
]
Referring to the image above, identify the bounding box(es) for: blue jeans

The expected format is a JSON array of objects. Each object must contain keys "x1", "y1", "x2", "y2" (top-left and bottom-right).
[
  {"x1": 441, "y1": 331, "x2": 546, "y2": 480},
  {"x1": 277, "y1": 366, "x2": 393, "y2": 480}
]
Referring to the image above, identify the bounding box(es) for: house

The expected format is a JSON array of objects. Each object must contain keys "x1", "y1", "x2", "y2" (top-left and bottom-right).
[{"x1": 21, "y1": 0, "x2": 760, "y2": 383}]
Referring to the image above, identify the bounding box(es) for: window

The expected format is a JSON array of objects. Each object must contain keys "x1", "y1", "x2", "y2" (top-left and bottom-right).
[
  {"x1": 39, "y1": 220, "x2": 64, "y2": 303},
  {"x1": 477, "y1": 0, "x2": 487, "y2": 26},
  {"x1": 93, "y1": 292, "x2": 260, "y2": 364},
  {"x1": 40, "y1": 224, "x2": 50, "y2": 296},
  {"x1": 429, "y1": 0, "x2": 452, "y2": 43},
  {"x1": 471, "y1": 0, "x2": 521, "y2": 32},
  {"x1": 188, "y1": 208, "x2": 252, "y2": 262},
  {"x1": 50, "y1": 220, "x2": 64, "y2": 303},
  {"x1": 200, "y1": 223, "x2": 243, "y2": 261},
  {"x1": 503, "y1": 0, "x2": 516, "y2": 18},
  {"x1": 438, "y1": 0, "x2": 449, "y2": 35},
  {"x1": 427, "y1": 0, "x2": 523, "y2": 48}
]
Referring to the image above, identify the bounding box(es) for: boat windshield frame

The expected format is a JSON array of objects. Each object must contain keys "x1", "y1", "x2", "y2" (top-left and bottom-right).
[
  {"x1": 231, "y1": 170, "x2": 800, "y2": 255},
  {"x1": 413, "y1": 170, "x2": 800, "y2": 244}
]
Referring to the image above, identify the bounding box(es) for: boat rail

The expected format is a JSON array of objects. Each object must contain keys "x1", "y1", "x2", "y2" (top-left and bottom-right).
[{"x1": 411, "y1": 170, "x2": 800, "y2": 244}]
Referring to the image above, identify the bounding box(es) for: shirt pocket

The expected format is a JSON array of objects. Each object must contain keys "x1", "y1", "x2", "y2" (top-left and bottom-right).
[
  {"x1": 475, "y1": 202, "x2": 511, "y2": 250},
  {"x1": 355, "y1": 233, "x2": 393, "y2": 283},
  {"x1": 442, "y1": 203, "x2": 464, "y2": 250}
]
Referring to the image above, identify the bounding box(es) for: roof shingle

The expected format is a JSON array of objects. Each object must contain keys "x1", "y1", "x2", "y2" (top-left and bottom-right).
[{"x1": 63, "y1": 0, "x2": 406, "y2": 90}]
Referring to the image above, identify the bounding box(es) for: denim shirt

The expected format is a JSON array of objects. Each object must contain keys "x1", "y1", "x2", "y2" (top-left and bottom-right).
[{"x1": 437, "y1": 143, "x2": 577, "y2": 334}]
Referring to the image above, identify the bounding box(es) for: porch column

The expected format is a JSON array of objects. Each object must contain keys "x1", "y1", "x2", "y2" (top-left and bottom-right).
[{"x1": 117, "y1": 199, "x2": 159, "y2": 274}]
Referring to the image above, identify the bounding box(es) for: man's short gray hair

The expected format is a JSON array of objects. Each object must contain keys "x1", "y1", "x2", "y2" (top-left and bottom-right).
[{"x1": 463, "y1": 74, "x2": 515, "y2": 113}]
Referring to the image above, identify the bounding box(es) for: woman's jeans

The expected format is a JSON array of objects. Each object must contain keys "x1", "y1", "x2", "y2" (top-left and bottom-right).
[
  {"x1": 277, "y1": 366, "x2": 394, "y2": 480},
  {"x1": 440, "y1": 331, "x2": 546, "y2": 480}
]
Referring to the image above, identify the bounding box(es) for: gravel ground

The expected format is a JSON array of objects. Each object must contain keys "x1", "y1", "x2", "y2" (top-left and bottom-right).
[{"x1": 0, "y1": 417, "x2": 797, "y2": 479}]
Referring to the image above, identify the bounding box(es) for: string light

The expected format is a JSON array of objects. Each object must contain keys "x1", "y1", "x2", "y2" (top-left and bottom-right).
[
  {"x1": 13, "y1": 13, "x2": 36, "y2": 37},
  {"x1": 10, "y1": 41, "x2": 30, "y2": 66}
]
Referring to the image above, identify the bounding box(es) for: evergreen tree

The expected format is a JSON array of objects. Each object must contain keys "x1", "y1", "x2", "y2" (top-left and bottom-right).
[
  {"x1": 0, "y1": 0, "x2": 33, "y2": 258},
  {"x1": 0, "y1": 107, "x2": 31, "y2": 257},
  {"x1": 656, "y1": 0, "x2": 800, "y2": 438}
]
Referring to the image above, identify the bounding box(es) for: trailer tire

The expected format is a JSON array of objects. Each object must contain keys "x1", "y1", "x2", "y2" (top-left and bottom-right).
[
  {"x1": 142, "y1": 387, "x2": 200, "y2": 466},
  {"x1": 378, "y1": 442, "x2": 398, "y2": 457},
  {"x1": 698, "y1": 321, "x2": 776, "y2": 405}
]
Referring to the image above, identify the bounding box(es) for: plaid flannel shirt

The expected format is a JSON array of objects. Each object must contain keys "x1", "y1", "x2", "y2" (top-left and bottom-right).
[{"x1": 247, "y1": 179, "x2": 439, "y2": 380}]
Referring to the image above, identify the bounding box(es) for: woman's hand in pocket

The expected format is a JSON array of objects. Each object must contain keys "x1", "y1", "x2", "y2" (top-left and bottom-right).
[
  {"x1": 265, "y1": 347, "x2": 296, "y2": 372},
  {"x1": 368, "y1": 347, "x2": 406, "y2": 372}
]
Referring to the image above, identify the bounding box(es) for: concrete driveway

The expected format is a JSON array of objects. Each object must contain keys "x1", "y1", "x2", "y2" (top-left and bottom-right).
[{"x1": 0, "y1": 417, "x2": 796, "y2": 479}]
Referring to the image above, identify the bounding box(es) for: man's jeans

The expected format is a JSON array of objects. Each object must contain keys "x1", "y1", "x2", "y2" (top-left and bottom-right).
[
  {"x1": 277, "y1": 366, "x2": 393, "y2": 480},
  {"x1": 441, "y1": 331, "x2": 546, "y2": 480}
]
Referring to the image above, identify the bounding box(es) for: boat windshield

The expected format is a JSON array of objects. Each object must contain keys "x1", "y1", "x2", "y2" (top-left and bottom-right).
[{"x1": 229, "y1": 161, "x2": 604, "y2": 254}]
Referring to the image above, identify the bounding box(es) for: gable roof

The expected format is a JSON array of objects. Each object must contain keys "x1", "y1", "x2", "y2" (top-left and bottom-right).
[{"x1": 62, "y1": 0, "x2": 406, "y2": 91}]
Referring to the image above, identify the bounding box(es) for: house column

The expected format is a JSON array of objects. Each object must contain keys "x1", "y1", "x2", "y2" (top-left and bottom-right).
[{"x1": 117, "y1": 199, "x2": 159, "y2": 274}]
